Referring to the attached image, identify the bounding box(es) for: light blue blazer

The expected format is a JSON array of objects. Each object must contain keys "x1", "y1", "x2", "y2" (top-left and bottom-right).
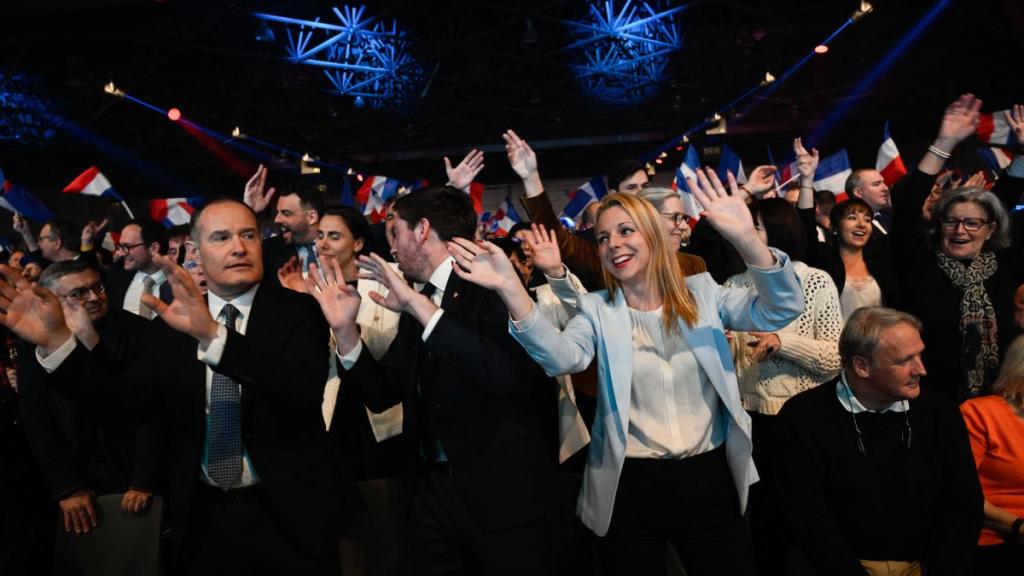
[{"x1": 510, "y1": 251, "x2": 804, "y2": 536}]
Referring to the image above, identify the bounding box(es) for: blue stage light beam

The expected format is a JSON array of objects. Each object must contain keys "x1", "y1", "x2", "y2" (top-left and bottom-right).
[
  {"x1": 565, "y1": 1, "x2": 686, "y2": 107},
  {"x1": 808, "y1": 0, "x2": 951, "y2": 146}
]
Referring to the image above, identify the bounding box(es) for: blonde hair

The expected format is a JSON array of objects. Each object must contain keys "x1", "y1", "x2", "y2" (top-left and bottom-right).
[
  {"x1": 994, "y1": 335, "x2": 1024, "y2": 398},
  {"x1": 595, "y1": 193, "x2": 698, "y2": 331}
]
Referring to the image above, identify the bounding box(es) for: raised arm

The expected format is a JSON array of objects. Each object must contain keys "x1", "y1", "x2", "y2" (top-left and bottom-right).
[
  {"x1": 445, "y1": 149, "x2": 485, "y2": 192},
  {"x1": 794, "y1": 138, "x2": 819, "y2": 210},
  {"x1": 13, "y1": 214, "x2": 39, "y2": 253},
  {"x1": 918, "y1": 93, "x2": 982, "y2": 176},
  {"x1": 503, "y1": 130, "x2": 605, "y2": 283}
]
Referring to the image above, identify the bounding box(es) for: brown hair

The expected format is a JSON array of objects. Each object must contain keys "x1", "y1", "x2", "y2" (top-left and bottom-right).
[{"x1": 595, "y1": 193, "x2": 698, "y2": 331}]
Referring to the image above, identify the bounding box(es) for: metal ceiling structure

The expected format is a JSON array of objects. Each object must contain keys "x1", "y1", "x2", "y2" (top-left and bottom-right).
[{"x1": 0, "y1": 0, "x2": 1021, "y2": 202}]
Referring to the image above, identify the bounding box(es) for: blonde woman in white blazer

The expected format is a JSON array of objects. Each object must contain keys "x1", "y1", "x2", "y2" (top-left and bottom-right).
[{"x1": 447, "y1": 169, "x2": 804, "y2": 576}]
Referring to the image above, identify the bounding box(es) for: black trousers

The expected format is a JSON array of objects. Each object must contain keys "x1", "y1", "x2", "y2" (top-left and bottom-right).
[
  {"x1": 597, "y1": 447, "x2": 755, "y2": 576},
  {"x1": 412, "y1": 462, "x2": 551, "y2": 576},
  {"x1": 185, "y1": 484, "x2": 339, "y2": 576}
]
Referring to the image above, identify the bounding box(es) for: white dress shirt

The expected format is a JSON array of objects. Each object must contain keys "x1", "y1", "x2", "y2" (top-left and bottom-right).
[
  {"x1": 196, "y1": 284, "x2": 261, "y2": 487},
  {"x1": 123, "y1": 269, "x2": 167, "y2": 317}
]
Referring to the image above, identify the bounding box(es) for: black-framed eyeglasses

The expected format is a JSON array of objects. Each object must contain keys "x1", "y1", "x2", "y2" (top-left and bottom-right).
[
  {"x1": 115, "y1": 242, "x2": 146, "y2": 252},
  {"x1": 58, "y1": 282, "x2": 106, "y2": 302},
  {"x1": 940, "y1": 217, "x2": 990, "y2": 232},
  {"x1": 661, "y1": 212, "x2": 687, "y2": 227}
]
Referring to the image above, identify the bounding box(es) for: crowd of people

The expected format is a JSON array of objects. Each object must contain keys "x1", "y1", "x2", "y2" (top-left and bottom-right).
[{"x1": 1, "y1": 93, "x2": 1023, "y2": 576}]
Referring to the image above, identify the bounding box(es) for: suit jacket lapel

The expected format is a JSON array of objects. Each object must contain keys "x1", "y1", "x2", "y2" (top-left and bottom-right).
[
  {"x1": 600, "y1": 290, "x2": 633, "y2": 440},
  {"x1": 677, "y1": 316, "x2": 745, "y2": 426}
]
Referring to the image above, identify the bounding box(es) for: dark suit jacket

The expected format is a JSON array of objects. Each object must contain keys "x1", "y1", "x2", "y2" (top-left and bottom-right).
[
  {"x1": 261, "y1": 235, "x2": 297, "y2": 289},
  {"x1": 338, "y1": 270, "x2": 555, "y2": 531},
  {"x1": 48, "y1": 283, "x2": 341, "y2": 561},
  {"x1": 18, "y1": 310, "x2": 161, "y2": 500}
]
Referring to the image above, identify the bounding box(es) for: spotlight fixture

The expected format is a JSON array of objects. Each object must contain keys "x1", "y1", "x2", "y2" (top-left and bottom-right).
[
  {"x1": 346, "y1": 167, "x2": 355, "y2": 176},
  {"x1": 659, "y1": 151, "x2": 668, "y2": 159},
  {"x1": 167, "y1": 108, "x2": 182, "y2": 122},
  {"x1": 851, "y1": 1, "x2": 873, "y2": 22},
  {"x1": 231, "y1": 126, "x2": 243, "y2": 138},
  {"x1": 356, "y1": 173, "x2": 364, "y2": 182},
  {"x1": 301, "y1": 153, "x2": 313, "y2": 163},
  {"x1": 103, "y1": 81, "x2": 125, "y2": 97},
  {"x1": 760, "y1": 71, "x2": 776, "y2": 86},
  {"x1": 814, "y1": 45, "x2": 829, "y2": 54},
  {"x1": 655, "y1": 158, "x2": 664, "y2": 165}
]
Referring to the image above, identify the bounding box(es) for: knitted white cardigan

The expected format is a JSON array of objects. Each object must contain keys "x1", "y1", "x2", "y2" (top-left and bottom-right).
[{"x1": 725, "y1": 261, "x2": 843, "y2": 416}]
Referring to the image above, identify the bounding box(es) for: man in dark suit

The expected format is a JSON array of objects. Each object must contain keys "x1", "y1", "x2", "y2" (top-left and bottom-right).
[
  {"x1": 19, "y1": 260, "x2": 159, "y2": 537},
  {"x1": 4, "y1": 198, "x2": 342, "y2": 575},
  {"x1": 243, "y1": 164, "x2": 324, "y2": 286},
  {"x1": 307, "y1": 186, "x2": 554, "y2": 574},
  {"x1": 105, "y1": 218, "x2": 174, "y2": 318}
]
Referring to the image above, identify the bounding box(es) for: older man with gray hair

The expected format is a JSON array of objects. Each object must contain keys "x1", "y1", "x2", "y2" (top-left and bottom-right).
[{"x1": 775, "y1": 307, "x2": 983, "y2": 576}]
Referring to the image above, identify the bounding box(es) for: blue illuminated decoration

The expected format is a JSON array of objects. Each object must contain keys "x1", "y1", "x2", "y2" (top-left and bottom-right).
[
  {"x1": 253, "y1": 6, "x2": 426, "y2": 110},
  {"x1": 0, "y1": 72, "x2": 60, "y2": 146},
  {"x1": 565, "y1": 1, "x2": 686, "y2": 107}
]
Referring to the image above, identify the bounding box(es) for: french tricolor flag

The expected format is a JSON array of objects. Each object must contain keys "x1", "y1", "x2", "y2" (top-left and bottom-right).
[
  {"x1": 977, "y1": 110, "x2": 1020, "y2": 148},
  {"x1": 150, "y1": 197, "x2": 205, "y2": 227},
  {"x1": 672, "y1": 145, "x2": 704, "y2": 220},
  {"x1": 63, "y1": 166, "x2": 124, "y2": 202},
  {"x1": 562, "y1": 176, "x2": 607, "y2": 220},
  {"x1": 356, "y1": 176, "x2": 401, "y2": 223},
  {"x1": 875, "y1": 122, "x2": 907, "y2": 187},
  {"x1": 483, "y1": 196, "x2": 521, "y2": 237},
  {"x1": 813, "y1": 149, "x2": 852, "y2": 199},
  {"x1": 0, "y1": 166, "x2": 55, "y2": 222},
  {"x1": 977, "y1": 147, "x2": 1015, "y2": 171},
  {"x1": 716, "y1": 144, "x2": 747, "y2": 185}
]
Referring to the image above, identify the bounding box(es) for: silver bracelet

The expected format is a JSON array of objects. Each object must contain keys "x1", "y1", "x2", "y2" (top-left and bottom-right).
[{"x1": 927, "y1": 145, "x2": 951, "y2": 159}]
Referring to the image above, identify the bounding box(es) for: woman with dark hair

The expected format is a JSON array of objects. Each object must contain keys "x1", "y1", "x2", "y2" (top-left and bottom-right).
[
  {"x1": 893, "y1": 94, "x2": 1024, "y2": 400},
  {"x1": 724, "y1": 197, "x2": 843, "y2": 575},
  {"x1": 445, "y1": 168, "x2": 804, "y2": 575},
  {"x1": 280, "y1": 206, "x2": 406, "y2": 478},
  {"x1": 794, "y1": 139, "x2": 899, "y2": 319}
]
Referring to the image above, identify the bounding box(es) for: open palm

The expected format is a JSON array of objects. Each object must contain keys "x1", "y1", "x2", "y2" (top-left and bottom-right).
[{"x1": 447, "y1": 237, "x2": 520, "y2": 291}]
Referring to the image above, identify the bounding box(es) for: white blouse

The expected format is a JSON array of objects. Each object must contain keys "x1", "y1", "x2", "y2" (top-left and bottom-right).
[
  {"x1": 625, "y1": 306, "x2": 724, "y2": 459},
  {"x1": 840, "y1": 275, "x2": 883, "y2": 321}
]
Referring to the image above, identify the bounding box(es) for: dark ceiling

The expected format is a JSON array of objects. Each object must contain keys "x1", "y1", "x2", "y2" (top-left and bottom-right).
[{"x1": 1, "y1": 0, "x2": 1022, "y2": 204}]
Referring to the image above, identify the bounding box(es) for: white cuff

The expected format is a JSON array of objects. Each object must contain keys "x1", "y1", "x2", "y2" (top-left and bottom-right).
[
  {"x1": 36, "y1": 335, "x2": 78, "y2": 374},
  {"x1": 509, "y1": 304, "x2": 539, "y2": 332},
  {"x1": 336, "y1": 339, "x2": 364, "y2": 371},
  {"x1": 197, "y1": 324, "x2": 228, "y2": 367},
  {"x1": 421, "y1": 309, "x2": 445, "y2": 341}
]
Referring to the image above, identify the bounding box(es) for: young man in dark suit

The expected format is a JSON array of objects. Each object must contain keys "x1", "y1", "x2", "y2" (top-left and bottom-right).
[
  {"x1": 3, "y1": 198, "x2": 343, "y2": 575},
  {"x1": 307, "y1": 186, "x2": 555, "y2": 575}
]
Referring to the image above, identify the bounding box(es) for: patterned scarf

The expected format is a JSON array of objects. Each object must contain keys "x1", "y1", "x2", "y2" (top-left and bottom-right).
[{"x1": 935, "y1": 250, "x2": 999, "y2": 397}]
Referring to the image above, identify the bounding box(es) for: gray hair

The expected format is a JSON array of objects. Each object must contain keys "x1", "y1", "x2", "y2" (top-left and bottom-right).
[
  {"x1": 844, "y1": 168, "x2": 873, "y2": 196},
  {"x1": 839, "y1": 307, "x2": 923, "y2": 368},
  {"x1": 38, "y1": 259, "x2": 100, "y2": 291},
  {"x1": 636, "y1": 186, "x2": 680, "y2": 213},
  {"x1": 929, "y1": 186, "x2": 1011, "y2": 252}
]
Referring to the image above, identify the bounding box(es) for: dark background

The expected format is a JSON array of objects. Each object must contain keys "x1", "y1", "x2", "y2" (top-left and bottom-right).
[{"x1": 0, "y1": 0, "x2": 1020, "y2": 225}]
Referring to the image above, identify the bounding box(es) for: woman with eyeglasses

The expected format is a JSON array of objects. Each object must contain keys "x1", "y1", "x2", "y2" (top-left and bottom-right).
[{"x1": 892, "y1": 95, "x2": 1024, "y2": 400}]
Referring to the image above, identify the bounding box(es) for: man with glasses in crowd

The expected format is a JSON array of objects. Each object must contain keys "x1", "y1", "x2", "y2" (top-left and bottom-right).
[
  {"x1": 107, "y1": 219, "x2": 173, "y2": 319},
  {"x1": 16, "y1": 260, "x2": 158, "y2": 549}
]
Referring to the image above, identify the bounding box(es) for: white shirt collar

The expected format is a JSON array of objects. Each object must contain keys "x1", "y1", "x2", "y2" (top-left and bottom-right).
[
  {"x1": 423, "y1": 256, "x2": 454, "y2": 296},
  {"x1": 137, "y1": 269, "x2": 167, "y2": 285},
  {"x1": 836, "y1": 371, "x2": 908, "y2": 414},
  {"x1": 207, "y1": 283, "x2": 259, "y2": 325}
]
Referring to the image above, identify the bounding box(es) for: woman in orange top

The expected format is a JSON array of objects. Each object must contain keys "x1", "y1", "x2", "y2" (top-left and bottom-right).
[{"x1": 960, "y1": 334, "x2": 1024, "y2": 572}]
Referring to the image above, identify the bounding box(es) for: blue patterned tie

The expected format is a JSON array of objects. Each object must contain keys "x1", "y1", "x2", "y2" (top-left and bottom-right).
[{"x1": 207, "y1": 304, "x2": 242, "y2": 488}]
